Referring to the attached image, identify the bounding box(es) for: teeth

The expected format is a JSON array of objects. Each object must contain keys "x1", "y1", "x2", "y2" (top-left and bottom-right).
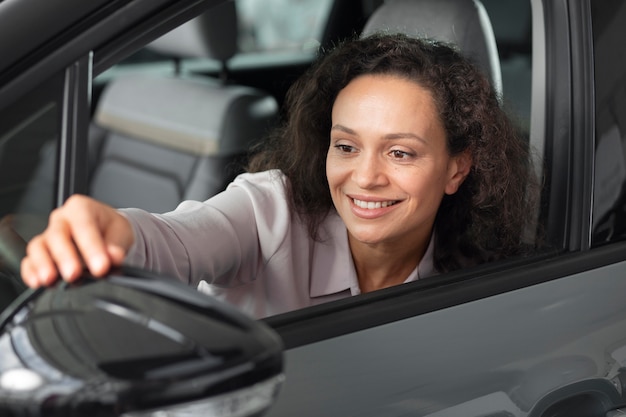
[{"x1": 353, "y1": 199, "x2": 397, "y2": 209}]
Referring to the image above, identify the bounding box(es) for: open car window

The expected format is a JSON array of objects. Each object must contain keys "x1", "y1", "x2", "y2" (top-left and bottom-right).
[
  {"x1": 0, "y1": 0, "x2": 542, "y2": 323},
  {"x1": 83, "y1": 0, "x2": 540, "y2": 322}
]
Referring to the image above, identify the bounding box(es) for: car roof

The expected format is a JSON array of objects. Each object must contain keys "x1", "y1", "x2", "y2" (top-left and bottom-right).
[
  {"x1": 0, "y1": 0, "x2": 112, "y2": 75},
  {"x1": 0, "y1": 0, "x2": 225, "y2": 81}
]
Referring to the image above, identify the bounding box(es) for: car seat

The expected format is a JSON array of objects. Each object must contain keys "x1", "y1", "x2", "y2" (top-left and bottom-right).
[
  {"x1": 361, "y1": 0, "x2": 503, "y2": 97},
  {"x1": 88, "y1": 1, "x2": 279, "y2": 213}
]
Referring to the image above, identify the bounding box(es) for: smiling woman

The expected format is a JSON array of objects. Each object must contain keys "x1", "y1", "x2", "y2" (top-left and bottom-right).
[
  {"x1": 20, "y1": 33, "x2": 539, "y2": 319},
  {"x1": 249, "y1": 33, "x2": 538, "y2": 273},
  {"x1": 326, "y1": 75, "x2": 472, "y2": 292}
]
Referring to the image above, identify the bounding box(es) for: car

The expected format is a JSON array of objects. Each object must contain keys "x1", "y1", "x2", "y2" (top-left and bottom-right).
[{"x1": 0, "y1": 0, "x2": 626, "y2": 416}]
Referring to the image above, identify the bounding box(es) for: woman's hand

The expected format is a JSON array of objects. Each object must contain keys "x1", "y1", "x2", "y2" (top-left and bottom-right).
[{"x1": 21, "y1": 195, "x2": 134, "y2": 288}]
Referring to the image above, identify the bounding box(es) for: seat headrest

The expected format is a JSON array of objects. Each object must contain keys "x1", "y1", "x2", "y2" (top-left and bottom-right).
[
  {"x1": 362, "y1": 0, "x2": 502, "y2": 95},
  {"x1": 147, "y1": 1, "x2": 238, "y2": 61},
  {"x1": 93, "y1": 74, "x2": 278, "y2": 156}
]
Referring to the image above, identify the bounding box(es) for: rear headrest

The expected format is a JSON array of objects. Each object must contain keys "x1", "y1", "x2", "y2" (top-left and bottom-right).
[
  {"x1": 147, "y1": 1, "x2": 238, "y2": 61},
  {"x1": 362, "y1": 0, "x2": 502, "y2": 95},
  {"x1": 93, "y1": 75, "x2": 278, "y2": 156}
]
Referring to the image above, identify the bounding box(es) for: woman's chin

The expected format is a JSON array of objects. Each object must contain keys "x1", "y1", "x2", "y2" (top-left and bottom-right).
[{"x1": 347, "y1": 229, "x2": 389, "y2": 247}]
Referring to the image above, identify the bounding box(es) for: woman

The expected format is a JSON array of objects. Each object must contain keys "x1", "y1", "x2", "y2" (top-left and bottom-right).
[{"x1": 21, "y1": 33, "x2": 538, "y2": 318}]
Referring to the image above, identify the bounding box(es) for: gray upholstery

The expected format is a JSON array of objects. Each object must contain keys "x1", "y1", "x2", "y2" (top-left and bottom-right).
[
  {"x1": 362, "y1": 0, "x2": 502, "y2": 96},
  {"x1": 88, "y1": 124, "x2": 246, "y2": 213},
  {"x1": 94, "y1": 75, "x2": 277, "y2": 157},
  {"x1": 89, "y1": 0, "x2": 278, "y2": 212}
]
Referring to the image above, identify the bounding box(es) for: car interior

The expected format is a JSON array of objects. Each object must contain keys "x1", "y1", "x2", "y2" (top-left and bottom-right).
[
  {"x1": 86, "y1": 0, "x2": 533, "y2": 214},
  {"x1": 88, "y1": 1, "x2": 279, "y2": 213}
]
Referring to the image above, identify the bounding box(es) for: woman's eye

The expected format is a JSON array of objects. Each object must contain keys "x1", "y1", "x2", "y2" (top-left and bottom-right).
[
  {"x1": 335, "y1": 144, "x2": 355, "y2": 153},
  {"x1": 390, "y1": 149, "x2": 414, "y2": 159}
]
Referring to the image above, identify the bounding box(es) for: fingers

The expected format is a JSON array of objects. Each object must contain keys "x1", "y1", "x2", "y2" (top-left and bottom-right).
[
  {"x1": 21, "y1": 195, "x2": 134, "y2": 288},
  {"x1": 65, "y1": 206, "x2": 114, "y2": 278},
  {"x1": 21, "y1": 234, "x2": 60, "y2": 287}
]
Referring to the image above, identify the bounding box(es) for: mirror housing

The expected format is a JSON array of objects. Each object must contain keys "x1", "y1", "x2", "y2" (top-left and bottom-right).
[{"x1": 0, "y1": 267, "x2": 284, "y2": 417}]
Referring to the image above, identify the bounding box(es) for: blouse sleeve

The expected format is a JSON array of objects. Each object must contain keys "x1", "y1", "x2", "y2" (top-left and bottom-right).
[{"x1": 121, "y1": 170, "x2": 291, "y2": 287}]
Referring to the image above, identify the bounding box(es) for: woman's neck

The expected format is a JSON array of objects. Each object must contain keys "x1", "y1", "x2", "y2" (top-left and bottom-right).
[{"x1": 349, "y1": 234, "x2": 430, "y2": 293}]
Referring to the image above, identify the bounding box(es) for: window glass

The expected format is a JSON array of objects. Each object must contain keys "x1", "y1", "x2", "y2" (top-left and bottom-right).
[
  {"x1": 483, "y1": 0, "x2": 532, "y2": 132},
  {"x1": 237, "y1": 0, "x2": 333, "y2": 52},
  {"x1": 0, "y1": 74, "x2": 63, "y2": 310},
  {"x1": 108, "y1": 0, "x2": 334, "y2": 70},
  {"x1": 0, "y1": 75, "x2": 63, "y2": 242},
  {"x1": 591, "y1": 1, "x2": 626, "y2": 245}
]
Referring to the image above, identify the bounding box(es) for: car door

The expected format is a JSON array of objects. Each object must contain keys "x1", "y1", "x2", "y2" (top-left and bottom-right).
[{"x1": 262, "y1": 1, "x2": 626, "y2": 416}]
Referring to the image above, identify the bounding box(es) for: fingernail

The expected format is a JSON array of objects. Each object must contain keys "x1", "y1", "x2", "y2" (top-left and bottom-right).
[
  {"x1": 38, "y1": 267, "x2": 53, "y2": 286},
  {"x1": 26, "y1": 274, "x2": 38, "y2": 288},
  {"x1": 90, "y1": 254, "x2": 108, "y2": 275},
  {"x1": 60, "y1": 262, "x2": 76, "y2": 281}
]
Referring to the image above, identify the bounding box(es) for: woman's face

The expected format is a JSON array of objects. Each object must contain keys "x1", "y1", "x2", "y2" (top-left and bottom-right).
[{"x1": 326, "y1": 74, "x2": 471, "y2": 250}]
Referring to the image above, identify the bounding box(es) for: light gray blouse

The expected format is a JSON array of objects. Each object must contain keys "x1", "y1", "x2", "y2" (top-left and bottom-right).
[{"x1": 122, "y1": 170, "x2": 435, "y2": 318}]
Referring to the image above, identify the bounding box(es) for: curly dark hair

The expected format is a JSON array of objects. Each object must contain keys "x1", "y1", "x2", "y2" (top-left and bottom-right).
[{"x1": 248, "y1": 33, "x2": 538, "y2": 273}]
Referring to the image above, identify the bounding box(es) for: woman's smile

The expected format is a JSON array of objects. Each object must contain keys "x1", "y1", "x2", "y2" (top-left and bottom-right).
[
  {"x1": 348, "y1": 195, "x2": 403, "y2": 220},
  {"x1": 352, "y1": 198, "x2": 399, "y2": 209}
]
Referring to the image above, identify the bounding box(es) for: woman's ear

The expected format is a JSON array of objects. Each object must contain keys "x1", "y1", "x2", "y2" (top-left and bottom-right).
[{"x1": 445, "y1": 150, "x2": 472, "y2": 195}]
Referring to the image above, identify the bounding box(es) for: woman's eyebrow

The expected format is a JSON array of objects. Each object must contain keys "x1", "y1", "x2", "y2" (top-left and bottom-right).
[
  {"x1": 331, "y1": 124, "x2": 428, "y2": 144},
  {"x1": 383, "y1": 132, "x2": 427, "y2": 144},
  {"x1": 331, "y1": 124, "x2": 356, "y2": 134}
]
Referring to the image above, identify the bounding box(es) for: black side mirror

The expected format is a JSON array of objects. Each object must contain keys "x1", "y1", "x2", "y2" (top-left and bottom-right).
[{"x1": 0, "y1": 267, "x2": 284, "y2": 417}]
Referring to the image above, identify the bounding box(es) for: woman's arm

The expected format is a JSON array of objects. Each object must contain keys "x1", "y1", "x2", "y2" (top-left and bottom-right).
[
  {"x1": 22, "y1": 170, "x2": 290, "y2": 289},
  {"x1": 122, "y1": 170, "x2": 290, "y2": 287}
]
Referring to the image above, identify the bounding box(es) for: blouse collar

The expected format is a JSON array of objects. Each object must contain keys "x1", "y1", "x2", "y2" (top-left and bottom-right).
[{"x1": 309, "y1": 211, "x2": 436, "y2": 298}]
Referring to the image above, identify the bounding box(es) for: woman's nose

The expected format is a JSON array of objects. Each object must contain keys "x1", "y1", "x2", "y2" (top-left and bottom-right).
[{"x1": 352, "y1": 152, "x2": 388, "y2": 188}]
